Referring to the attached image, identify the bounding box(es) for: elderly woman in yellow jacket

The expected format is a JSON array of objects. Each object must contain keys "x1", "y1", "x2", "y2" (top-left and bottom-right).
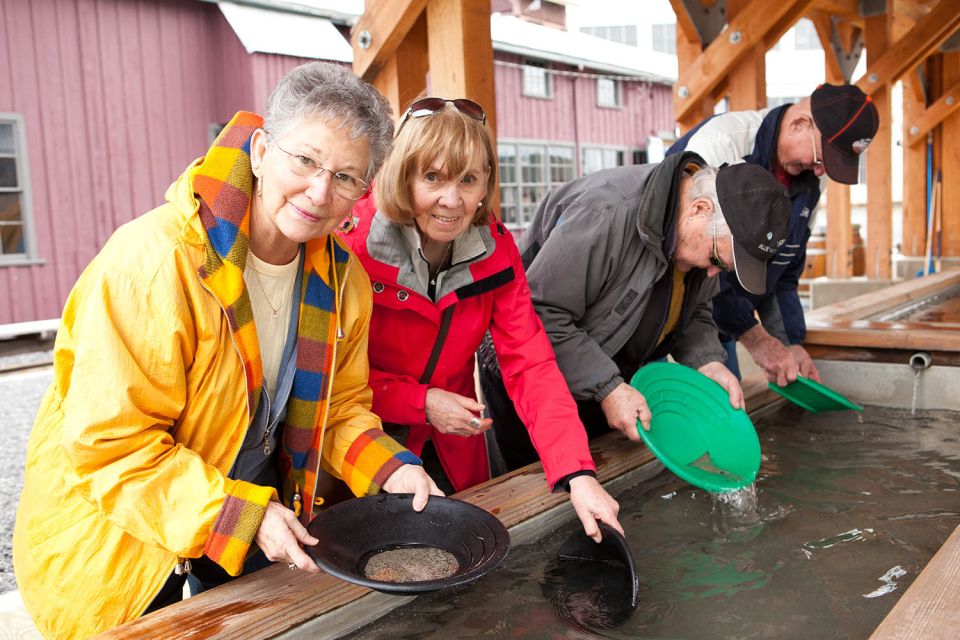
[{"x1": 13, "y1": 61, "x2": 440, "y2": 639}]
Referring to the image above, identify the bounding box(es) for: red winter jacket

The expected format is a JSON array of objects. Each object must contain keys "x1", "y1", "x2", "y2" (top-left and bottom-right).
[{"x1": 338, "y1": 196, "x2": 596, "y2": 491}]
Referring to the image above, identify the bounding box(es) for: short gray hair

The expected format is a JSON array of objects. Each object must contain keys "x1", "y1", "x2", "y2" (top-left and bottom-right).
[
  {"x1": 688, "y1": 164, "x2": 730, "y2": 239},
  {"x1": 263, "y1": 62, "x2": 394, "y2": 182}
]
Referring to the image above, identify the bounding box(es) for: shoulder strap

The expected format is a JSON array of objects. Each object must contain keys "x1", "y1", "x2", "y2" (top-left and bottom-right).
[{"x1": 419, "y1": 306, "x2": 456, "y2": 384}]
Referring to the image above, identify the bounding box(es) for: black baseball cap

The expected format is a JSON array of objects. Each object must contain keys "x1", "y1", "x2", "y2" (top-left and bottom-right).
[
  {"x1": 716, "y1": 163, "x2": 791, "y2": 295},
  {"x1": 811, "y1": 83, "x2": 879, "y2": 185}
]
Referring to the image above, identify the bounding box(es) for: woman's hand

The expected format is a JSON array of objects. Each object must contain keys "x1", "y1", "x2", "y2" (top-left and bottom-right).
[
  {"x1": 382, "y1": 463, "x2": 445, "y2": 511},
  {"x1": 424, "y1": 388, "x2": 493, "y2": 437},
  {"x1": 698, "y1": 361, "x2": 744, "y2": 410},
  {"x1": 568, "y1": 475, "x2": 623, "y2": 543},
  {"x1": 254, "y1": 500, "x2": 320, "y2": 572}
]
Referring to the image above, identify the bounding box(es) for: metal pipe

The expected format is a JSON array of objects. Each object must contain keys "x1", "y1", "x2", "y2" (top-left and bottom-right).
[{"x1": 910, "y1": 352, "x2": 933, "y2": 372}]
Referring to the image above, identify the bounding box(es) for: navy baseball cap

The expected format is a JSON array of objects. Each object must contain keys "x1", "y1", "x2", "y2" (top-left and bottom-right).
[
  {"x1": 716, "y1": 163, "x2": 791, "y2": 295},
  {"x1": 811, "y1": 83, "x2": 879, "y2": 185}
]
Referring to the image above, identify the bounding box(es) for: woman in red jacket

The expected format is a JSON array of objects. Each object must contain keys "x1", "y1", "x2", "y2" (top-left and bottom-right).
[{"x1": 338, "y1": 98, "x2": 622, "y2": 540}]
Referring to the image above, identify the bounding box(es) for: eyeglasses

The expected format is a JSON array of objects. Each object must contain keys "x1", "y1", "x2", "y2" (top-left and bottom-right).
[
  {"x1": 709, "y1": 217, "x2": 731, "y2": 271},
  {"x1": 809, "y1": 129, "x2": 824, "y2": 171},
  {"x1": 397, "y1": 98, "x2": 486, "y2": 135},
  {"x1": 270, "y1": 138, "x2": 369, "y2": 200}
]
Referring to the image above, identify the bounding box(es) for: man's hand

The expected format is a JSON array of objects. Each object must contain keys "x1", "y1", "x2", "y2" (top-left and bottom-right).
[
  {"x1": 255, "y1": 500, "x2": 321, "y2": 573},
  {"x1": 698, "y1": 361, "x2": 744, "y2": 409},
  {"x1": 568, "y1": 475, "x2": 623, "y2": 543},
  {"x1": 425, "y1": 388, "x2": 493, "y2": 437},
  {"x1": 382, "y1": 464, "x2": 445, "y2": 511},
  {"x1": 739, "y1": 325, "x2": 798, "y2": 387},
  {"x1": 599, "y1": 382, "x2": 650, "y2": 438},
  {"x1": 787, "y1": 344, "x2": 821, "y2": 382}
]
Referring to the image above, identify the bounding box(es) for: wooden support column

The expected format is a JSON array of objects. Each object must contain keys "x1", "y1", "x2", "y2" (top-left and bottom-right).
[
  {"x1": 674, "y1": 17, "x2": 714, "y2": 133},
  {"x1": 864, "y1": 8, "x2": 892, "y2": 279},
  {"x1": 425, "y1": 0, "x2": 498, "y2": 211},
  {"x1": 727, "y1": 0, "x2": 767, "y2": 112},
  {"x1": 942, "y1": 50, "x2": 960, "y2": 257},
  {"x1": 812, "y1": 10, "x2": 857, "y2": 277},
  {"x1": 361, "y1": 3, "x2": 428, "y2": 118},
  {"x1": 901, "y1": 67, "x2": 927, "y2": 257}
]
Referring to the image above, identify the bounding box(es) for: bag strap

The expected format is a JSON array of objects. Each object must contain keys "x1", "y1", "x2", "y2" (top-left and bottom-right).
[{"x1": 419, "y1": 306, "x2": 456, "y2": 384}]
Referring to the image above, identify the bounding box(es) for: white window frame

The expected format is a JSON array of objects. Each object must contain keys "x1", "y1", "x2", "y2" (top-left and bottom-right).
[
  {"x1": 597, "y1": 77, "x2": 622, "y2": 109},
  {"x1": 0, "y1": 113, "x2": 39, "y2": 265},
  {"x1": 580, "y1": 145, "x2": 627, "y2": 176},
  {"x1": 498, "y1": 139, "x2": 575, "y2": 231},
  {"x1": 521, "y1": 61, "x2": 553, "y2": 99}
]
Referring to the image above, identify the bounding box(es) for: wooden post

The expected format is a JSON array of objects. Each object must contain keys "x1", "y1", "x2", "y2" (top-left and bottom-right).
[
  {"x1": 942, "y1": 50, "x2": 960, "y2": 257},
  {"x1": 901, "y1": 67, "x2": 928, "y2": 258},
  {"x1": 364, "y1": 9, "x2": 428, "y2": 118},
  {"x1": 675, "y1": 22, "x2": 715, "y2": 134},
  {"x1": 727, "y1": 0, "x2": 767, "y2": 112},
  {"x1": 864, "y1": 8, "x2": 892, "y2": 279},
  {"x1": 425, "y1": 0, "x2": 499, "y2": 212}
]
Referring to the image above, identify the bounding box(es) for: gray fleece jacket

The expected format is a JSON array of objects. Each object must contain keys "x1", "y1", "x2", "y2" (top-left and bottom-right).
[{"x1": 519, "y1": 151, "x2": 726, "y2": 403}]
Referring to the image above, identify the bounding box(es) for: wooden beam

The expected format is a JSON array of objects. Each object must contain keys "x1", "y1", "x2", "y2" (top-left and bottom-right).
[
  {"x1": 902, "y1": 70, "x2": 929, "y2": 257},
  {"x1": 674, "y1": 0, "x2": 815, "y2": 124},
  {"x1": 942, "y1": 51, "x2": 960, "y2": 257},
  {"x1": 871, "y1": 525, "x2": 960, "y2": 640},
  {"x1": 365, "y1": 11, "x2": 428, "y2": 119},
  {"x1": 811, "y1": 11, "x2": 843, "y2": 81},
  {"x1": 864, "y1": 7, "x2": 893, "y2": 279},
  {"x1": 351, "y1": 0, "x2": 429, "y2": 81},
  {"x1": 425, "y1": 0, "x2": 499, "y2": 211},
  {"x1": 821, "y1": 44, "x2": 853, "y2": 277},
  {"x1": 855, "y1": 0, "x2": 960, "y2": 95},
  {"x1": 727, "y1": 0, "x2": 767, "y2": 112},
  {"x1": 907, "y1": 77, "x2": 960, "y2": 147},
  {"x1": 670, "y1": 0, "x2": 702, "y2": 45},
  {"x1": 805, "y1": 269, "x2": 960, "y2": 323}
]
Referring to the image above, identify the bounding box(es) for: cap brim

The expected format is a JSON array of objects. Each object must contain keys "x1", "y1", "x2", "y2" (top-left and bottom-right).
[
  {"x1": 731, "y1": 240, "x2": 768, "y2": 295},
  {"x1": 821, "y1": 135, "x2": 860, "y2": 185}
]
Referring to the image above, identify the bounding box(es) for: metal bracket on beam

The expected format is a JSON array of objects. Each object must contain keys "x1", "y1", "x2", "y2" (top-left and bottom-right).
[
  {"x1": 829, "y1": 16, "x2": 864, "y2": 83},
  {"x1": 681, "y1": 0, "x2": 728, "y2": 47},
  {"x1": 941, "y1": 28, "x2": 960, "y2": 53},
  {"x1": 859, "y1": 0, "x2": 885, "y2": 17}
]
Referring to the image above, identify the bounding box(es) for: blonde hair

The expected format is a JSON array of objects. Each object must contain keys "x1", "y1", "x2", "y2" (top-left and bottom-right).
[{"x1": 374, "y1": 104, "x2": 497, "y2": 226}]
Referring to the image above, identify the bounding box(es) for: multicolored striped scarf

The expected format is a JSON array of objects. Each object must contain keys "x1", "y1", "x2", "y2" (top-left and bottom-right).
[{"x1": 192, "y1": 113, "x2": 417, "y2": 571}]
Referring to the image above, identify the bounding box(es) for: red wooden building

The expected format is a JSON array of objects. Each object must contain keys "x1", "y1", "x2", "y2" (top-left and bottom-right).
[{"x1": 0, "y1": 0, "x2": 674, "y2": 324}]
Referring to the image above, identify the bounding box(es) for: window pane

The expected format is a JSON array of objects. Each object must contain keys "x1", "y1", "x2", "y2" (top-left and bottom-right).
[
  {"x1": 521, "y1": 185, "x2": 545, "y2": 206},
  {"x1": 597, "y1": 78, "x2": 618, "y2": 107},
  {"x1": 549, "y1": 147, "x2": 573, "y2": 183},
  {"x1": 0, "y1": 157, "x2": 18, "y2": 188},
  {"x1": 1, "y1": 223, "x2": 24, "y2": 255},
  {"x1": 0, "y1": 124, "x2": 13, "y2": 154},
  {"x1": 582, "y1": 148, "x2": 603, "y2": 175},
  {"x1": 523, "y1": 64, "x2": 550, "y2": 97},
  {"x1": 500, "y1": 186, "x2": 518, "y2": 206},
  {"x1": 498, "y1": 145, "x2": 517, "y2": 184},
  {"x1": 0, "y1": 193, "x2": 21, "y2": 222}
]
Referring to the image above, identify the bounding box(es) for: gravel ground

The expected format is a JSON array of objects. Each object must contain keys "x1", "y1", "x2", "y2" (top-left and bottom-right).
[{"x1": 0, "y1": 365, "x2": 52, "y2": 594}]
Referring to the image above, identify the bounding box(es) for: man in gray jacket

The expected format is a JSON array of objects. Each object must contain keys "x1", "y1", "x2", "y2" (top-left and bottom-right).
[{"x1": 480, "y1": 152, "x2": 791, "y2": 470}]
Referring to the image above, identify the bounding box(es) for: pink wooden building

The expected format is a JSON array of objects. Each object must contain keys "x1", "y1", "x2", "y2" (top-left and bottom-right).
[{"x1": 0, "y1": 0, "x2": 674, "y2": 324}]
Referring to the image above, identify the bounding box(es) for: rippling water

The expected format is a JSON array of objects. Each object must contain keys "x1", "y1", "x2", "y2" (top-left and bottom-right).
[{"x1": 345, "y1": 406, "x2": 960, "y2": 639}]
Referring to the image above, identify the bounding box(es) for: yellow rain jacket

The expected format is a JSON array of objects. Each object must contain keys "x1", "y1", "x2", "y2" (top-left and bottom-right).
[{"x1": 13, "y1": 144, "x2": 400, "y2": 639}]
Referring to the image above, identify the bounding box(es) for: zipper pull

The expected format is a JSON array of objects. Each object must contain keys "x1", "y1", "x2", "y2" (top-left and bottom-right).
[
  {"x1": 292, "y1": 484, "x2": 302, "y2": 517},
  {"x1": 263, "y1": 433, "x2": 271, "y2": 455}
]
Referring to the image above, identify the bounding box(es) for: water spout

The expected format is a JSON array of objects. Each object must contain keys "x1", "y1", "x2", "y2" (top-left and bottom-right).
[{"x1": 909, "y1": 352, "x2": 932, "y2": 372}]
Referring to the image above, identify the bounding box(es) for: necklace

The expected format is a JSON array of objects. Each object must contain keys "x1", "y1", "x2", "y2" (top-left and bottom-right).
[
  {"x1": 251, "y1": 267, "x2": 284, "y2": 318},
  {"x1": 428, "y1": 241, "x2": 453, "y2": 286}
]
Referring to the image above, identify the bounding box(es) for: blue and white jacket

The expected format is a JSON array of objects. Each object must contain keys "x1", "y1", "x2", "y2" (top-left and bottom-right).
[{"x1": 667, "y1": 105, "x2": 823, "y2": 345}]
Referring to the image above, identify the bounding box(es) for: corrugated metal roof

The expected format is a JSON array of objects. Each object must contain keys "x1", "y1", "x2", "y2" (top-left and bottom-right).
[
  {"x1": 215, "y1": 2, "x2": 676, "y2": 83},
  {"x1": 490, "y1": 13, "x2": 675, "y2": 84},
  {"x1": 217, "y1": 2, "x2": 353, "y2": 61}
]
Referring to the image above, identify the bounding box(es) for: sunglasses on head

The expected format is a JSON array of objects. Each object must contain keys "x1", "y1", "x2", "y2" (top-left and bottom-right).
[{"x1": 397, "y1": 98, "x2": 486, "y2": 134}]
